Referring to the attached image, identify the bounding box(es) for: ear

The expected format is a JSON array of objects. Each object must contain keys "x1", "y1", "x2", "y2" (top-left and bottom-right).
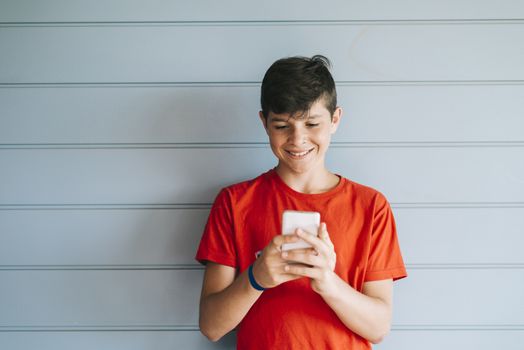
[
  {"x1": 330, "y1": 107, "x2": 342, "y2": 134},
  {"x1": 259, "y1": 111, "x2": 269, "y2": 135}
]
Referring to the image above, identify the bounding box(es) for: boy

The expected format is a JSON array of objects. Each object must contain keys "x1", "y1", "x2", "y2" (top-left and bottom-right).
[{"x1": 195, "y1": 55, "x2": 407, "y2": 349}]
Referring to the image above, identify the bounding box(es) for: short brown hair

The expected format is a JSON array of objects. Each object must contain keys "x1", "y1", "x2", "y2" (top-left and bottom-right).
[{"x1": 260, "y1": 55, "x2": 337, "y2": 119}]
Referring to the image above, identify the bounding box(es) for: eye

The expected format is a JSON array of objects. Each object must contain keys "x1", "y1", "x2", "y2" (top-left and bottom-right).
[
  {"x1": 306, "y1": 123, "x2": 319, "y2": 128},
  {"x1": 274, "y1": 125, "x2": 288, "y2": 130}
]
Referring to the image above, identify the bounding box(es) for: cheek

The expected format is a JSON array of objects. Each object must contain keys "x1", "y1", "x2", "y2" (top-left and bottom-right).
[
  {"x1": 312, "y1": 129, "x2": 332, "y2": 143},
  {"x1": 268, "y1": 134, "x2": 285, "y2": 152},
  {"x1": 268, "y1": 132, "x2": 286, "y2": 144}
]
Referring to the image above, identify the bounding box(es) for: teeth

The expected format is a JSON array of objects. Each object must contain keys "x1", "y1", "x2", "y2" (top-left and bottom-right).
[{"x1": 288, "y1": 149, "x2": 311, "y2": 157}]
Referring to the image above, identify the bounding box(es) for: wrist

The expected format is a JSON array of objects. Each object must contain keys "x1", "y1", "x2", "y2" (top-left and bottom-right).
[
  {"x1": 248, "y1": 263, "x2": 266, "y2": 292},
  {"x1": 316, "y1": 270, "x2": 342, "y2": 298}
]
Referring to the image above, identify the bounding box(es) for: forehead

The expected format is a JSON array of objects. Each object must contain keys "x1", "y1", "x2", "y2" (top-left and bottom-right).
[{"x1": 268, "y1": 100, "x2": 331, "y2": 122}]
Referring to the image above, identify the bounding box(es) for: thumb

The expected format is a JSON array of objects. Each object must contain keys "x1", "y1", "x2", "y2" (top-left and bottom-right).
[{"x1": 319, "y1": 223, "x2": 334, "y2": 247}]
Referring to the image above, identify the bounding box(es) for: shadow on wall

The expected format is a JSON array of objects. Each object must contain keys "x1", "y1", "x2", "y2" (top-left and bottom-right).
[{"x1": 213, "y1": 331, "x2": 237, "y2": 348}]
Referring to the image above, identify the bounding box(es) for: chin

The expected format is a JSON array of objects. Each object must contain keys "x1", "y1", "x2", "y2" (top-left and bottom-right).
[{"x1": 281, "y1": 162, "x2": 316, "y2": 175}]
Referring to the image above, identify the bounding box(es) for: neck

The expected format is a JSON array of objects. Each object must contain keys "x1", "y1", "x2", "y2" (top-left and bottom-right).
[{"x1": 275, "y1": 165, "x2": 339, "y2": 194}]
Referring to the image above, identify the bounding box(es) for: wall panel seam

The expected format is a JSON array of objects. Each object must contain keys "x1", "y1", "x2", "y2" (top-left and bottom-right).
[
  {"x1": 1, "y1": 141, "x2": 523, "y2": 149},
  {"x1": 1, "y1": 203, "x2": 523, "y2": 210},
  {"x1": 1, "y1": 264, "x2": 523, "y2": 270},
  {"x1": 1, "y1": 19, "x2": 524, "y2": 27},
  {"x1": 0, "y1": 324, "x2": 523, "y2": 332},
  {"x1": 2, "y1": 81, "x2": 524, "y2": 87}
]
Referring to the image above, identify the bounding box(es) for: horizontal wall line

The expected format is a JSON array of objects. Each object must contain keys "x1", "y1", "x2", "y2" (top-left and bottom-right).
[
  {"x1": 407, "y1": 264, "x2": 524, "y2": 270},
  {"x1": 393, "y1": 324, "x2": 524, "y2": 331},
  {"x1": 3, "y1": 142, "x2": 271, "y2": 150},
  {"x1": 0, "y1": 82, "x2": 259, "y2": 88},
  {"x1": 1, "y1": 202, "x2": 523, "y2": 210},
  {"x1": 2, "y1": 80, "x2": 524, "y2": 88},
  {"x1": 0, "y1": 264, "x2": 204, "y2": 271},
  {"x1": 1, "y1": 141, "x2": 523, "y2": 150},
  {"x1": 392, "y1": 202, "x2": 524, "y2": 209},
  {"x1": 0, "y1": 324, "x2": 523, "y2": 332},
  {"x1": 1, "y1": 19, "x2": 524, "y2": 27},
  {"x1": 0, "y1": 325, "x2": 199, "y2": 332},
  {"x1": 1, "y1": 263, "x2": 523, "y2": 271},
  {"x1": 0, "y1": 204, "x2": 212, "y2": 210}
]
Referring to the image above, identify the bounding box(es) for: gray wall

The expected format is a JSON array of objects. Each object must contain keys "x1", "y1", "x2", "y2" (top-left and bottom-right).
[{"x1": 1, "y1": 1, "x2": 524, "y2": 349}]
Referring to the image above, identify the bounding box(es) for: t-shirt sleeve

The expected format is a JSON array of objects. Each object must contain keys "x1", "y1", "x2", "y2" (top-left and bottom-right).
[
  {"x1": 365, "y1": 193, "x2": 407, "y2": 282},
  {"x1": 194, "y1": 188, "x2": 237, "y2": 268}
]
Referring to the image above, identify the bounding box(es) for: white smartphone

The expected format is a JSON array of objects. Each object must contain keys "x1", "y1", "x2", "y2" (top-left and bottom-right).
[{"x1": 281, "y1": 210, "x2": 320, "y2": 251}]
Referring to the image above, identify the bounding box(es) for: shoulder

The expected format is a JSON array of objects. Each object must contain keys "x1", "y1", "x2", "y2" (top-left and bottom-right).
[
  {"x1": 342, "y1": 177, "x2": 390, "y2": 209},
  {"x1": 214, "y1": 170, "x2": 273, "y2": 204}
]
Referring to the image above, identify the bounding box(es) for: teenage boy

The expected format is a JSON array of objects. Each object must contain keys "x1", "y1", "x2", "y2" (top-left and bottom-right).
[{"x1": 195, "y1": 55, "x2": 407, "y2": 349}]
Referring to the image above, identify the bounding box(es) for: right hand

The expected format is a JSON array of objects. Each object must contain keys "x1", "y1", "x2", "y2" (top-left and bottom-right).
[{"x1": 251, "y1": 233, "x2": 309, "y2": 289}]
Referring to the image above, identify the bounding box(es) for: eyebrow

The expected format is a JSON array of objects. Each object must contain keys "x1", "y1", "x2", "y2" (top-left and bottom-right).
[
  {"x1": 270, "y1": 117, "x2": 288, "y2": 122},
  {"x1": 270, "y1": 115, "x2": 320, "y2": 122}
]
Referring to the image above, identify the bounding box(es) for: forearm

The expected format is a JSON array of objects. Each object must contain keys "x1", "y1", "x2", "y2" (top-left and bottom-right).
[
  {"x1": 320, "y1": 275, "x2": 391, "y2": 344},
  {"x1": 199, "y1": 268, "x2": 262, "y2": 341}
]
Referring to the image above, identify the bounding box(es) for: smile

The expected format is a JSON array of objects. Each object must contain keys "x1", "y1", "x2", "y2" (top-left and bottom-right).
[{"x1": 285, "y1": 148, "x2": 314, "y2": 158}]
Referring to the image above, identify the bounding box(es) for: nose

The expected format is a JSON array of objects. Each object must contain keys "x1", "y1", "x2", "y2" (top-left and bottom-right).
[{"x1": 288, "y1": 125, "x2": 306, "y2": 145}]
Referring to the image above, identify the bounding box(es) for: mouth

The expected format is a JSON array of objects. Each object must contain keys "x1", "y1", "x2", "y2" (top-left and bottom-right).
[{"x1": 285, "y1": 148, "x2": 314, "y2": 159}]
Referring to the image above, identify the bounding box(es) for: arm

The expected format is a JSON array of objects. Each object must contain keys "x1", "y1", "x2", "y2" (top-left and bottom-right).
[
  {"x1": 198, "y1": 262, "x2": 261, "y2": 342},
  {"x1": 282, "y1": 225, "x2": 393, "y2": 344},
  {"x1": 321, "y1": 278, "x2": 393, "y2": 344},
  {"x1": 198, "y1": 234, "x2": 302, "y2": 341}
]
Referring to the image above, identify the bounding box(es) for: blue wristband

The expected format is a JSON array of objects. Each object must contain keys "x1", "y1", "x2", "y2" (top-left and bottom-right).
[{"x1": 248, "y1": 264, "x2": 265, "y2": 291}]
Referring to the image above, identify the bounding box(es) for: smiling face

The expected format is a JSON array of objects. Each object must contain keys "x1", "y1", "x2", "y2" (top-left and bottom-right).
[{"x1": 260, "y1": 99, "x2": 342, "y2": 177}]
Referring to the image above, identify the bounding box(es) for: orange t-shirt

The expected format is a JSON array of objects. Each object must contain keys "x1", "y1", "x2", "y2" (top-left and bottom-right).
[{"x1": 195, "y1": 168, "x2": 407, "y2": 349}]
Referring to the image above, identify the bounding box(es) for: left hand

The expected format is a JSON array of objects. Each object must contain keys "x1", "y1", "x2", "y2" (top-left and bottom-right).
[{"x1": 281, "y1": 222, "x2": 338, "y2": 294}]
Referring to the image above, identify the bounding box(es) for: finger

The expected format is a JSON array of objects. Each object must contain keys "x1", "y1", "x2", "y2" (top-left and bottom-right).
[
  {"x1": 318, "y1": 223, "x2": 334, "y2": 249},
  {"x1": 281, "y1": 250, "x2": 322, "y2": 267},
  {"x1": 279, "y1": 272, "x2": 304, "y2": 283},
  {"x1": 284, "y1": 264, "x2": 319, "y2": 279},
  {"x1": 296, "y1": 228, "x2": 328, "y2": 254},
  {"x1": 318, "y1": 222, "x2": 328, "y2": 239},
  {"x1": 283, "y1": 247, "x2": 315, "y2": 255},
  {"x1": 318, "y1": 223, "x2": 330, "y2": 241},
  {"x1": 270, "y1": 234, "x2": 301, "y2": 253}
]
